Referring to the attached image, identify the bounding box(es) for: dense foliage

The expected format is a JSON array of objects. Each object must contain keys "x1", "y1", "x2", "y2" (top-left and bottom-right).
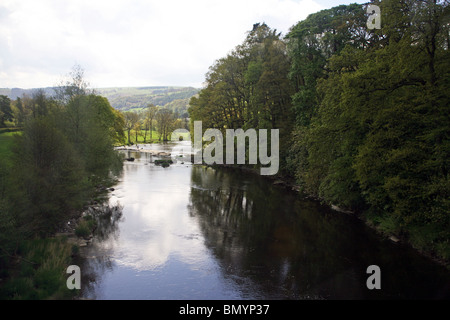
[
  {"x1": 0, "y1": 68, "x2": 124, "y2": 295},
  {"x1": 189, "y1": 23, "x2": 295, "y2": 169},
  {"x1": 189, "y1": 0, "x2": 450, "y2": 260}
]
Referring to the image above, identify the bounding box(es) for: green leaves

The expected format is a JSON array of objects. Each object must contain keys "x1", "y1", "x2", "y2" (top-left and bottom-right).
[
  {"x1": 287, "y1": 0, "x2": 450, "y2": 258},
  {"x1": 2, "y1": 66, "x2": 124, "y2": 239},
  {"x1": 0, "y1": 95, "x2": 13, "y2": 127},
  {"x1": 10, "y1": 118, "x2": 87, "y2": 235},
  {"x1": 187, "y1": 2, "x2": 450, "y2": 259},
  {"x1": 188, "y1": 23, "x2": 294, "y2": 172}
]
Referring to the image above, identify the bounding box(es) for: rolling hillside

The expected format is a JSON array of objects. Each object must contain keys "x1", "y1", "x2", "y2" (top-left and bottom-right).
[
  {"x1": 0, "y1": 86, "x2": 199, "y2": 116},
  {"x1": 96, "y1": 86, "x2": 199, "y2": 115}
]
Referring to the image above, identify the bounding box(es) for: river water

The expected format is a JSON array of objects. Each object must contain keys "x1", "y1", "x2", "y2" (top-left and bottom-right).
[{"x1": 78, "y1": 141, "x2": 450, "y2": 300}]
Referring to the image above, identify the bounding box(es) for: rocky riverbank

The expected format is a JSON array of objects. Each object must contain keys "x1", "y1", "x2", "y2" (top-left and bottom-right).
[{"x1": 55, "y1": 185, "x2": 117, "y2": 250}]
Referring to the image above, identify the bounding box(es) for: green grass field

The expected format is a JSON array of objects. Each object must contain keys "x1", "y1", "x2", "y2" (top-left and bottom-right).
[
  {"x1": 123, "y1": 129, "x2": 191, "y2": 145},
  {"x1": 0, "y1": 131, "x2": 20, "y2": 165}
]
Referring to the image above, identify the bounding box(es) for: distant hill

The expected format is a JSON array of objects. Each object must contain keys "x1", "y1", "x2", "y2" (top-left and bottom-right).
[
  {"x1": 0, "y1": 86, "x2": 199, "y2": 116},
  {"x1": 0, "y1": 87, "x2": 57, "y2": 100},
  {"x1": 96, "y1": 86, "x2": 199, "y2": 115}
]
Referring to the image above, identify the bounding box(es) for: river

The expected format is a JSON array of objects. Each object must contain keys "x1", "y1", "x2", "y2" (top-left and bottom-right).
[{"x1": 77, "y1": 141, "x2": 450, "y2": 300}]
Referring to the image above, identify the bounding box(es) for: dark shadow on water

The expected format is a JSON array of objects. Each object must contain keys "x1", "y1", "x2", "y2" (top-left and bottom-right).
[{"x1": 188, "y1": 166, "x2": 450, "y2": 300}]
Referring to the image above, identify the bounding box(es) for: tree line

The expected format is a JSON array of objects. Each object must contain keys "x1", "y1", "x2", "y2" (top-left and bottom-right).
[
  {"x1": 122, "y1": 105, "x2": 189, "y2": 145},
  {"x1": 0, "y1": 67, "x2": 191, "y2": 240},
  {"x1": 2, "y1": 90, "x2": 189, "y2": 146},
  {"x1": 188, "y1": 0, "x2": 450, "y2": 261},
  {"x1": 0, "y1": 67, "x2": 125, "y2": 264}
]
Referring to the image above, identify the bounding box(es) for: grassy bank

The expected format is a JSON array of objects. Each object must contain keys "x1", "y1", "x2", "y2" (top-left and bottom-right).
[
  {"x1": 0, "y1": 237, "x2": 77, "y2": 300},
  {"x1": 0, "y1": 128, "x2": 107, "y2": 300},
  {"x1": 0, "y1": 130, "x2": 79, "y2": 299},
  {"x1": 121, "y1": 129, "x2": 190, "y2": 146},
  {"x1": 0, "y1": 131, "x2": 20, "y2": 166}
]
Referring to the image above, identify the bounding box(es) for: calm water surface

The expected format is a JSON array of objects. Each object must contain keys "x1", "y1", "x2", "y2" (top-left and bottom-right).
[{"x1": 78, "y1": 142, "x2": 450, "y2": 300}]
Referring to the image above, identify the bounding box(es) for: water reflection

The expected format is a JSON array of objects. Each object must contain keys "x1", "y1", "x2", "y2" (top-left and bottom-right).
[
  {"x1": 78, "y1": 142, "x2": 450, "y2": 300},
  {"x1": 75, "y1": 204, "x2": 123, "y2": 299},
  {"x1": 79, "y1": 145, "x2": 245, "y2": 299},
  {"x1": 189, "y1": 166, "x2": 450, "y2": 299}
]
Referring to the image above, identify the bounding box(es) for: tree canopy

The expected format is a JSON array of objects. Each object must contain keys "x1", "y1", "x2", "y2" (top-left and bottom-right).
[
  {"x1": 189, "y1": 0, "x2": 450, "y2": 261},
  {"x1": 1, "y1": 66, "x2": 124, "y2": 240}
]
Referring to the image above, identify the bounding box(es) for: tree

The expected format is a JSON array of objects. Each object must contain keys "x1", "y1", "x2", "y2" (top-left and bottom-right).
[
  {"x1": 156, "y1": 108, "x2": 174, "y2": 141},
  {"x1": 143, "y1": 104, "x2": 158, "y2": 142},
  {"x1": 11, "y1": 97, "x2": 25, "y2": 127},
  {"x1": 134, "y1": 118, "x2": 142, "y2": 144},
  {"x1": 72, "y1": 94, "x2": 124, "y2": 180},
  {"x1": 17, "y1": 94, "x2": 33, "y2": 123},
  {"x1": 188, "y1": 23, "x2": 294, "y2": 172},
  {"x1": 9, "y1": 118, "x2": 87, "y2": 236},
  {"x1": 53, "y1": 66, "x2": 124, "y2": 183},
  {"x1": 142, "y1": 111, "x2": 150, "y2": 143},
  {"x1": 0, "y1": 95, "x2": 12, "y2": 127},
  {"x1": 112, "y1": 109, "x2": 126, "y2": 145},
  {"x1": 294, "y1": 46, "x2": 369, "y2": 210},
  {"x1": 351, "y1": 0, "x2": 450, "y2": 245},
  {"x1": 286, "y1": 3, "x2": 369, "y2": 127},
  {"x1": 147, "y1": 104, "x2": 159, "y2": 141},
  {"x1": 124, "y1": 111, "x2": 139, "y2": 144},
  {"x1": 55, "y1": 64, "x2": 92, "y2": 105},
  {"x1": 0, "y1": 66, "x2": 124, "y2": 281},
  {"x1": 287, "y1": 0, "x2": 450, "y2": 259}
]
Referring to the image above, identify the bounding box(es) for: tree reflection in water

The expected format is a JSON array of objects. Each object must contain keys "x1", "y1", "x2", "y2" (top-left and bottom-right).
[
  {"x1": 75, "y1": 203, "x2": 124, "y2": 300},
  {"x1": 188, "y1": 166, "x2": 450, "y2": 300},
  {"x1": 75, "y1": 149, "x2": 450, "y2": 300}
]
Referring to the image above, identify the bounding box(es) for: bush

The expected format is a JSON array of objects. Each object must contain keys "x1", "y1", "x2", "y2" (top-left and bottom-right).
[
  {"x1": 75, "y1": 216, "x2": 96, "y2": 238},
  {"x1": 75, "y1": 220, "x2": 91, "y2": 238}
]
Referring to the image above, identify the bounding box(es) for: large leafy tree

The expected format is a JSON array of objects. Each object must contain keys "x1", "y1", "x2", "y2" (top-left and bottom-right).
[
  {"x1": 351, "y1": 0, "x2": 450, "y2": 250},
  {"x1": 10, "y1": 118, "x2": 87, "y2": 236},
  {"x1": 124, "y1": 111, "x2": 140, "y2": 145},
  {"x1": 63, "y1": 94, "x2": 124, "y2": 180},
  {"x1": 5, "y1": 65, "x2": 124, "y2": 237},
  {"x1": 286, "y1": 3, "x2": 370, "y2": 127},
  {"x1": 189, "y1": 23, "x2": 294, "y2": 172},
  {"x1": 289, "y1": 0, "x2": 450, "y2": 258},
  {"x1": 0, "y1": 95, "x2": 13, "y2": 127},
  {"x1": 156, "y1": 108, "x2": 175, "y2": 141}
]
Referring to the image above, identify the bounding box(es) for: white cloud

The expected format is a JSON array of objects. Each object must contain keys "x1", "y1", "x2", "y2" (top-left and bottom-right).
[{"x1": 0, "y1": 0, "x2": 365, "y2": 89}]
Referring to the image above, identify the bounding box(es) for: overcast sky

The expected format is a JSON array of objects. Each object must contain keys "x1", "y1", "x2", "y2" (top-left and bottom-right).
[{"x1": 0, "y1": 0, "x2": 368, "y2": 89}]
